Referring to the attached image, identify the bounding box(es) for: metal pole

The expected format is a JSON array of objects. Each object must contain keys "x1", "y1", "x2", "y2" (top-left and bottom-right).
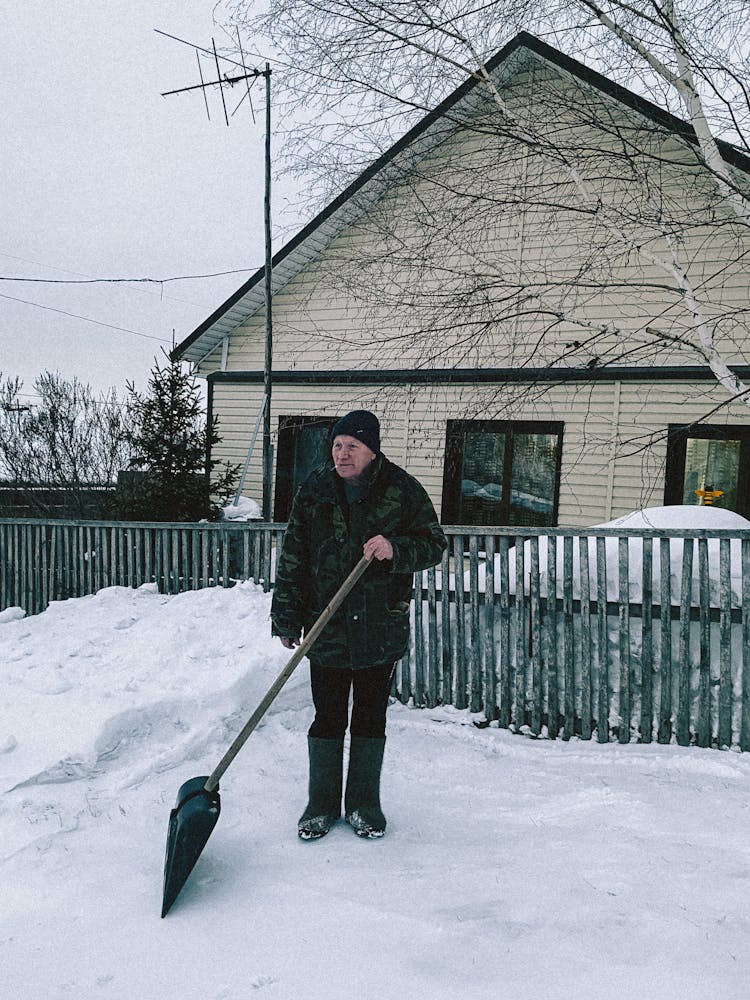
[
  {"x1": 233, "y1": 393, "x2": 267, "y2": 506},
  {"x1": 262, "y1": 65, "x2": 273, "y2": 521}
]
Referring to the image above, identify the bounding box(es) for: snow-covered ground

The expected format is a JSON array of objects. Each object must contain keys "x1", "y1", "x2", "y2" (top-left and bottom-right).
[{"x1": 3, "y1": 579, "x2": 750, "y2": 998}]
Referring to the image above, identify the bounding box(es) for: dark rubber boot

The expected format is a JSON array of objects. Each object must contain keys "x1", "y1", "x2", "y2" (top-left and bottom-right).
[
  {"x1": 298, "y1": 736, "x2": 344, "y2": 840},
  {"x1": 344, "y1": 736, "x2": 386, "y2": 838}
]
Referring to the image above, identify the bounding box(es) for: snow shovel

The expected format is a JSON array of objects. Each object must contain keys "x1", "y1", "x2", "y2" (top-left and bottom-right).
[{"x1": 161, "y1": 554, "x2": 371, "y2": 917}]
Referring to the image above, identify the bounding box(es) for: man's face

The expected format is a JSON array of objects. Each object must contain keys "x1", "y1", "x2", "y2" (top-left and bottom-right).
[{"x1": 332, "y1": 434, "x2": 376, "y2": 480}]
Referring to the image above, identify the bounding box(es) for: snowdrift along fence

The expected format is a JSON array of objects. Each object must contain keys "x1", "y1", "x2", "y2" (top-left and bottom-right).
[{"x1": 3, "y1": 518, "x2": 750, "y2": 750}]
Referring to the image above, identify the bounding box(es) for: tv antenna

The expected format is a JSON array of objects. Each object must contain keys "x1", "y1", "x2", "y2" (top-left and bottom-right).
[{"x1": 157, "y1": 28, "x2": 275, "y2": 521}]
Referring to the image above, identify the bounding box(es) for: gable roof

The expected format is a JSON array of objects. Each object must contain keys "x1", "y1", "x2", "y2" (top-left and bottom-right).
[{"x1": 173, "y1": 31, "x2": 750, "y2": 366}]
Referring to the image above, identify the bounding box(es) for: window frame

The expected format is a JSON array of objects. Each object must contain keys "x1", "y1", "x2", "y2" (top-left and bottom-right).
[
  {"x1": 441, "y1": 418, "x2": 564, "y2": 527},
  {"x1": 664, "y1": 423, "x2": 750, "y2": 518}
]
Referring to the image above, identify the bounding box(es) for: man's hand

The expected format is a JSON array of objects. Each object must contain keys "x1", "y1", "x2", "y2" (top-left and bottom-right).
[
  {"x1": 279, "y1": 636, "x2": 300, "y2": 649},
  {"x1": 364, "y1": 535, "x2": 393, "y2": 561}
]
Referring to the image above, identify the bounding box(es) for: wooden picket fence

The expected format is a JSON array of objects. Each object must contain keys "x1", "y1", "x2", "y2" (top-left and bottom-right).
[
  {"x1": 2, "y1": 517, "x2": 750, "y2": 750},
  {"x1": 0, "y1": 518, "x2": 284, "y2": 611}
]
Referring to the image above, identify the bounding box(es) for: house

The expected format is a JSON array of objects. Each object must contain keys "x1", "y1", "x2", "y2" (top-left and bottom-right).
[{"x1": 172, "y1": 32, "x2": 750, "y2": 528}]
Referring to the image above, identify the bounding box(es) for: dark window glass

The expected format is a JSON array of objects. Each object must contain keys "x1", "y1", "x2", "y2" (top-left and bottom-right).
[
  {"x1": 665, "y1": 424, "x2": 750, "y2": 517},
  {"x1": 274, "y1": 415, "x2": 337, "y2": 521},
  {"x1": 442, "y1": 420, "x2": 563, "y2": 526}
]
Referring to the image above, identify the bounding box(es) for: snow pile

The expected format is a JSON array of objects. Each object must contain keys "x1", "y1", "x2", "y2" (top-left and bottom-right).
[
  {"x1": 2, "y1": 578, "x2": 750, "y2": 997},
  {"x1": 1, "y1": 582, "x2": 295, "y2": 801},
  {"x1": 474, "y1": 505, "x2": 750, "y2": 604},
  {"x1": 0, "y1": 605, "x2": 26, "y2": 623},
  {"x1": 597, "y1": 504, "x2": 748, "y2": 531},
  {"x1": 222, "y1": 496, "x2": 262, "y2": 521}
]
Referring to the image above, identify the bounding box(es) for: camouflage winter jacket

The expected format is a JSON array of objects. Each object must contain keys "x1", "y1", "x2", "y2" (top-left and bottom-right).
[{"x1": 271, "y1": 453, "x2": 446, "y2": 669}]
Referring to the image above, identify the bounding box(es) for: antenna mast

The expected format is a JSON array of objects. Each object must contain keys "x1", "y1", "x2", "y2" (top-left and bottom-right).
[{"x1": 159, "y1": 31, "x2": 274, "y2": 521}]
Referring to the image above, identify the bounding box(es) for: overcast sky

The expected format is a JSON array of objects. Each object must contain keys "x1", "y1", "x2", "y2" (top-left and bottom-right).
[{"x1": 2, "y1": 0, "x2": 294, "y2": 403}]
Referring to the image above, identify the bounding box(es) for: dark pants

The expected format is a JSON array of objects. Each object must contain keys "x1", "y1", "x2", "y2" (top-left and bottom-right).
[{"x1": 308, "y1": 662, "x2": 396, "y2": 740}]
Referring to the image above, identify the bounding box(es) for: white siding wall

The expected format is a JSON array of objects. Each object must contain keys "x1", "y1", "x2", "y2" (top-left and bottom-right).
[{"x1": 211, "y1": 376, "x2": 750, "y2": 526}]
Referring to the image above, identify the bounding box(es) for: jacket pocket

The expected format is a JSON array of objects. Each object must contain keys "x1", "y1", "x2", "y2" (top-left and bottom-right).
[{"x1": 383, "y1": 601, "x2": 411, "y2": 652}]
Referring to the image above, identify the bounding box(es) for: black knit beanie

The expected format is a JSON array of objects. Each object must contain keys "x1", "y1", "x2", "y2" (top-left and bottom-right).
[{"x1": 331, "y1": 410, "x2": 381, "y2": 455}]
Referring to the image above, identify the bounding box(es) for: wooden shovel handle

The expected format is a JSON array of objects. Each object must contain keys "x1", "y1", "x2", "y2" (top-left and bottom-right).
[{"x1": 204, "y1": 555, "x2": 371, "y2": 792}]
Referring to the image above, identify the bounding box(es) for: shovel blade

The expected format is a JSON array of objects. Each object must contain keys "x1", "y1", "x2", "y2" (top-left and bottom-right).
[{"x1": 161, "y1": 776, "x2": 221, "y2": 917}]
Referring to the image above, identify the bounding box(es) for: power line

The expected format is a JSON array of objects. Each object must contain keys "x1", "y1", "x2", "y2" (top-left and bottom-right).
[
  {"x1": 0, "y1": 292, "x2": 170, "y2": 343},
  {"x1": 4, "y1": 392, "x2": 131, "y2": 412},
  {"x1": 0, "y1": 268, "x2": 254, "y2": 286}
]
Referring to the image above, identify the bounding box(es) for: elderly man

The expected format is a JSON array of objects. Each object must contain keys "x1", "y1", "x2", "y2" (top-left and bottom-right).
[{"x1": 271, "y1": 409, "x2": 446, "y2": 840}]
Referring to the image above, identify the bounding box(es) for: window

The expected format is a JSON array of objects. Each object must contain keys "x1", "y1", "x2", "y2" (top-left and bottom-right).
[
  {"x1": 274, "y1": 415, "x2": 337, "y2": 521},
  {"x1": 442, "y1": 420, "x2": 564, "y2": 526},
  {"x1": 664, "y1": 424, "x2": 750, "y2": 518}
]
